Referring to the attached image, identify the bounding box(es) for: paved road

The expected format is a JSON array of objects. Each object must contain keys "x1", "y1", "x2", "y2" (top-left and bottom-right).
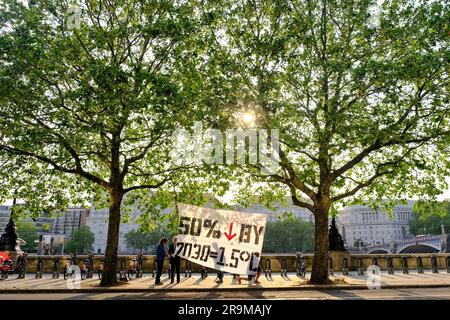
[
  {"x1": 3, "y1": 272, "x2": 450, "y2": 291},
  {"x1": 1, "y1": 287, "x2": 450, "y2": 300}
]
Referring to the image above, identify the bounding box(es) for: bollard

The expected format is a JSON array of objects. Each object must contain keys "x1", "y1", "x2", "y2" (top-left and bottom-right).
[
  {"x1": 431, "y1": 256, "x2": 439, "y2": 274},
  {"x1": 87, "y1": 255, "x2": 94, "y2": 278},
  {"x1": 215, "y1": 271, "x2": 223, "y2": 283},
  {"x1": 264, "y1": 259, "x2": 272, "y2": 278},
  {"x1": 280, "y1": 258, "x2": 287, "y2": 277},
  {"x1": 118, "y1": 259, "x2": 128, "y2": 281},
  {"x1": 402, "y1": 257, "x2": 409, "y2": 274},
  {"x1": 446, "y1": 256, "x2": 450, "y2": 273},
  {"x1": 296, "y1": 254, "x2": 306, "y2": 278},
  {"x1": 184, "y1": 260, "x2": 192, "y2": 278},
  {"x1": 16, "y1": 253, "x2": 27, "y2": 279},
  {"x1": 98, "y1": 261, "x2": 104, "y2": 280},
  {"x1": 200, "y1": 267, "x2": 208, "y2": 279},
  {"x1": 35, "y1": 258, "x2": 43, "y2": 279},
  {"x1": 71, "y1": 253, "x2": 77, "y2": 266},
  {"x1": 137, "y1": 255, "x2": 143, "y2": 278},
  {"x1": 328, "y1": 257, "x2": 334, "y2": 276},
  {"x1": 342, "y1": 257, "x2": 349, "y2": 276},
  {"x1": 372, "y1": 257, "x2": 378, "y2": 267},
  {"x1": 52, "y1": 260, "x2": 60, "y2": 279},
  {"x1": 416, "y1": 257, "x2": 424, "y2": 274},
  {"x1": 357, "y1": 258, "x2": 364, "y2": 276},
  {"x1": 387, "y1": 257, "x2": 394, "y2": 275}
]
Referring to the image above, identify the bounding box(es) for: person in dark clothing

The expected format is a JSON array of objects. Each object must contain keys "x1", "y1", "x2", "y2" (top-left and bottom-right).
[
  {"x1": 168, "y1": 236, "x2": 181, "y2": 284},
  {"x1": 215, "y1": 271, "x2": 223, "y2": 283},
  {"x1": 155, "y1": 237, "x2": 168, "y2": 285},
  {"x1": 237, "y1": 252, "x2": 262, "y2": 284}
]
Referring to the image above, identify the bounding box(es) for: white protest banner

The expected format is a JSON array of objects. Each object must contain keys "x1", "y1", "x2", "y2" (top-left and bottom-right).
[{"x1": 176, "y1": 203, "x2": 267, "y2": 275}]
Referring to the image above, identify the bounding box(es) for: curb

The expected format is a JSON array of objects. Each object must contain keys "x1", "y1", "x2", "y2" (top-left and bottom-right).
[{"x1": 1, "y1": 283, "x2": 450, "y2": 294}]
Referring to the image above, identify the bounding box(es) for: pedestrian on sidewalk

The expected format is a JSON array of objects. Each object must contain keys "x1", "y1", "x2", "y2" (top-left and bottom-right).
[
  {"x1": 237, "y1": 253, "x2": 262, "y2": 284},
  {"x1": 215, "y1": 271, "x2": 223, "y2": 283},
  {"x1": 168, "y1": 236, "x2": 181, "y2": 284},
  {"x1": 155, "y1": 237, "x2": 168, "y2": 285}
]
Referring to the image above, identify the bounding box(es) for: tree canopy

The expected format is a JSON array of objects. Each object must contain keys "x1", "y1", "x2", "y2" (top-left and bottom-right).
[
  {"x1": 0, "y1": 0, "x2": 228, "y2": 285},
  {"x1": 263, "y1": 218, "x2": 314, "y2": 253},
  {"x1": 409, "y1": 202, "x2": 450, "y2": 235},
  {"x1": 124, "y1": 228, "x2": 174, "y2": 254},
  {"x1": 16, "y1": 221, "x2": 39, "y2": 252},
  {"x1": 196, "y1": 0, "x2": 450, "y2": 283}
]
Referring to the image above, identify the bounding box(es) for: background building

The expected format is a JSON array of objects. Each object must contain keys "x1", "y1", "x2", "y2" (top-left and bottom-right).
[
  {"x1": 0, "y1": 205, "x2": 12, "y2": 231},
  {"x1": 0, "y1": 205, "x2": 89, "y2": 254},
  {"x1": 85, "y1": 208, "x2": 109, "y2": 254},
  {"x1": 0, "y1": 205, "x2": 54, "y2": 234},
  {"x1": 51, "y1": 207, "x2": 90, "y2": 238},
  {"x1": 87, "y1": 207, "x2": 155, "y2": 254},
  {"x1": 336, "y1": 201, "x2": 415, "y2": 247}
]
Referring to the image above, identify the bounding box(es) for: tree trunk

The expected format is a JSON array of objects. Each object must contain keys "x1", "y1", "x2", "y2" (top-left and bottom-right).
[
  {"x1": 99, "y1": 188, "x2": 122, "y2": 286},
  {"x1": 310, "y1": 203, "x2": 330, "y2": 284}
]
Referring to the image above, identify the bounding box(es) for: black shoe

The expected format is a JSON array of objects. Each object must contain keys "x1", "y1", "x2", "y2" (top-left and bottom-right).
[
  {"x1": 155, "y1": 282, "x2": 163, "y2": 285},
  {"x1": 170, "y1": 280, "x2": 174, "y2": 284}
]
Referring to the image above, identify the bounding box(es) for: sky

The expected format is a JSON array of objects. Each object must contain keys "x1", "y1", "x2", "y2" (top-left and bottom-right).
[{"x1": 216, "y1": 176, "x2": 450, "y2": 205}]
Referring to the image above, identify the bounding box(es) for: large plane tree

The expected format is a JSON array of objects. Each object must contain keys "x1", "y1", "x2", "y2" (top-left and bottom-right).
[
  {"x1": 203, "y1": 0, "x2": 449, "y2": 283},
  {"x1": 0, "y1": 0, "x2": 214, "y2": 286}
]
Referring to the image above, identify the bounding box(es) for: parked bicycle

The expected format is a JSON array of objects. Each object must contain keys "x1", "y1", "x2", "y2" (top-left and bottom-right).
[
  {"x1": 86, "y1": 255, "x2": 94, "y2": 278},
  {"x1": 0, "y1": 259, "x2": 13, "y2": 280},
  {"x1": 63, "y1": 261, "x2": 76, "y2": 280},
  {"x1": 80, "y1": 260, "x2": 89, "y2": 280},
  {"x1": 127, "y1": 258, "x2": 143, "y2": 280}
]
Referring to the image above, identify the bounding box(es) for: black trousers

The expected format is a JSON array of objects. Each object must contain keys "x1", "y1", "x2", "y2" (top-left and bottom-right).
[
  {"x1": 170, "y1": 259, "x2": 180, "y2": 283},
  {"x1": 155, "y1": 260, "x2": 164, "y2": 284}
]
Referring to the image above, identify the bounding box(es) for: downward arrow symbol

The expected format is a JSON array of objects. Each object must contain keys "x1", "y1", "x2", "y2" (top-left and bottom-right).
[{"x1": 224, "y1": 223, "x2": 237, "y2": 241}]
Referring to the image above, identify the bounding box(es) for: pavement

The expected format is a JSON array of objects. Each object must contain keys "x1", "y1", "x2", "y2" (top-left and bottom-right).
[
  {"x1": 2, "y1": 287, "x2": 450, "y2": 300},
  {"x1": 1, "y1": 271, "x2": 450, "y2": 293}
]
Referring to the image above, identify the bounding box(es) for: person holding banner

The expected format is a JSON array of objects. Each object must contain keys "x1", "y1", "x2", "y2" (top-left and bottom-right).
[
  {"x1": 155, "y1": 237, "x2": 168, "y2": 285},
  {"x1": 237, "y1": 252, "x2": 262, "y2": 285},
  {"x1": 175, "y1": 204, "x2": 267, "y2": 284},
  {"x1": 168, "y1": 236, "x2": 181, "y2": 284}
]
